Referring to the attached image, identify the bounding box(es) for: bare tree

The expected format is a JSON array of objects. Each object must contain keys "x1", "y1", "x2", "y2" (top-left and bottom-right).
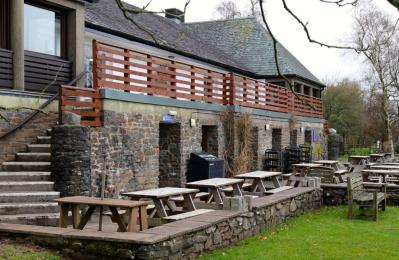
[
  {"x1": 215, "y1": 1, "x2": 242, "y2": 19},
  {"x1": 351, "y1": 4, "x2": 399, "y2": 156}
]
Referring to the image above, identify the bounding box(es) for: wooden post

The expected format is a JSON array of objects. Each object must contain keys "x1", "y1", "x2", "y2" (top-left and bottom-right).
[
  {"x1": 229, "y1": 73, "x2": 235, "y2": 106},
  {"x1": 92, "y1": 40, "x2": 99, "y2": 90},
  {"x1": 58, "y1": 86, "x2": 63, "y2": 125}
]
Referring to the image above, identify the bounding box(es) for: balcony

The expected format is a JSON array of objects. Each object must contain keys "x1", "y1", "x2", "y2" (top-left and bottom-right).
[{"x1": 90, "y1": 41, "x2": 323, "y2": 120}]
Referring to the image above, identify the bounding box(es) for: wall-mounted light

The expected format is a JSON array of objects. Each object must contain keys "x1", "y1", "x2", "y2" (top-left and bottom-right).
[
  {"x1": 265, "y1": 124, "x2": 270, "y2": 131},
  {"x1": 190, "y1": 118, "x2": 196, "y2": 127},
  {"x1": 169, "y1": 110, "x2": 177, "y2": 116}
]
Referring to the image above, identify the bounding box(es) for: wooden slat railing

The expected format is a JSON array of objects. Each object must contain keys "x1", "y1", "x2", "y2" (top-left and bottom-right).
[
  {"x1": 93, "y1": 41, "x2": 228, "y2": 105},
  {"x1": 0, "y1": 48, "x2": 13, "y2": 88},
  {"x1": 59, "y1": 85, "x2": 102, "y2": 127},
  {"x1": 92, "y1": 40, "x2": 323, "y2": 119}
]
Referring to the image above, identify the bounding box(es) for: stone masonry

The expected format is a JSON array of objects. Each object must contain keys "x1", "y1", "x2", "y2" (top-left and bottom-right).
[{"x1": 51, "y1": 126, "x2": 91, "y2": 197}]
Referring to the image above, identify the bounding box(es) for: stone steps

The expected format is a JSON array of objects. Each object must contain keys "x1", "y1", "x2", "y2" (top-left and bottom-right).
[
  {"x1": 0, "y1": 172, "x2": 51, "y2": 182},
  {"x1": 16, "y1": 153, "x2": 51, "y2": 162},
  {"x1": 0, "y1": 129, "x2": 58, "y2": 226},
  {"x1": 0, "y1": 202, "x2": 59, "y2": 215},
  {"x1": 0, "y1": 212, "x2": 59, "y2": 226},
  {"x1": 36, "y1": 136, "x2": 51, "y2": 144},
  {"x1": 0, "y1": 191, "x2": 60, "y2": 203},
  {"x1": 27, "y1": 144, "x2": 51, "y2": 153},
  {"x1": 0, "y1": 181, "x2": 54, "y2": 192},
  {"x1": 2, "y1": 162, "x2": 51, "y2": 171}
]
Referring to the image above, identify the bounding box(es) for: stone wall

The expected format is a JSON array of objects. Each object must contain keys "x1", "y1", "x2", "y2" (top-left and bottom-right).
[
  {"x1": 90, "y1": 111, "x2": 160, "y2": 197},
  {"x1": 159, "y1": 123, "x2": 182, "y2": 187},
  {"x1": 0, "y1": 110, "x2": 58, "y2": 167},
  {"x1": 51, "y1": 126, "x2": 91, "y2": 197}
]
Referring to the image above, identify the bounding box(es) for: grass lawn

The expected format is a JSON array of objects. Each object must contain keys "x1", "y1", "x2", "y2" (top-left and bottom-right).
[
  {"x1": 200, "y1": 206, "x2": 399, "y2": 260},
  {"x1": 0, "y1": 240, "x2": 64, "y2": 260}
]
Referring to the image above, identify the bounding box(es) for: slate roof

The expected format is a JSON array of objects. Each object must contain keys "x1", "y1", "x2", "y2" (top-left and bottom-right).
[
  {"x1": 84, "y1": 0, "x2": 322, "y2": 86},
  {"x1": 186, "y1": 18, "x2": 322, "y2": 84}
]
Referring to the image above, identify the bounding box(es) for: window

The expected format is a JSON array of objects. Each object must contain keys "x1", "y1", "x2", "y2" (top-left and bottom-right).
[
  {"x1": 24, "y1": 3, "x2": 65, "y2": 56},
  {"x1": 0, "y1": 0, "x2": 10, "y2": 49}
]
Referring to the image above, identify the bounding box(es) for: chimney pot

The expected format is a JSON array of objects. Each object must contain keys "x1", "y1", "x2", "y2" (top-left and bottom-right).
[{"x1": 165, "y1": 8, "x2": 184, "y2": 23}]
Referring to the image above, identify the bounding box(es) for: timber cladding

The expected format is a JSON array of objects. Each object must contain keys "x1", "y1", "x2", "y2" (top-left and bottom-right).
[
  {"x1": 0, "y1": 48, "x2": 12, "y2": 88},
  {"x1": 24, "y1": 50, "x2": 72, "y2": 93}
]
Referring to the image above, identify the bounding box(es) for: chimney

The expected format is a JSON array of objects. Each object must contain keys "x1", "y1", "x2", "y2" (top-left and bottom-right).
[{"x1": 165, "y1": 8, "x2": 184, "y2": 23}]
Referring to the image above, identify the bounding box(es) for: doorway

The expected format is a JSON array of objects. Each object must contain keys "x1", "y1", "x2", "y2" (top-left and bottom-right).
[{"x1": 159, "y1": 123, "x2": 181, "y2": 187}]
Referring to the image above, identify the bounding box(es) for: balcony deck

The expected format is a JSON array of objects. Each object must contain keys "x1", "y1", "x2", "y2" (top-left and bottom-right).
[{"x1": 91, "y1": 41, "x2": 323, "y2": 120}]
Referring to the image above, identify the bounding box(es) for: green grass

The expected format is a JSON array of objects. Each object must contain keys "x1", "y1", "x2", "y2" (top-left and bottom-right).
[
  {"x1": 0, "y1": 243, "x2": 61, "y2": 260},
  {"x1": 339, "y1": 147, "x2": 378, "y2": 161},
  {"x1": 200, "y1": 206, "x2": 399, "y2": 260}
]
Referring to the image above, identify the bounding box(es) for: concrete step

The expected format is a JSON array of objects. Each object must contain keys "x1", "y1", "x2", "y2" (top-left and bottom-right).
[
  {"x1": 0, "y1": 181, "x2": 54, "y2": 192},
  {"x1": 0, "y1": 202, "x2": 59, "y2": 215},
  {"x1": 0, "y1": 212, "x2": 59, "y2": 226},
  {"x1": 0, "y1": 172, "x2": 51, "y2": 182},
  {"x1": 2, "y1": 162, "x2": 51, "y2": 171},
  {"x1": 36, "y1": 136, "x2": 51, "y2": 144},
  {"x1": 16, "y1": 153, "x2": 51, "y2": 162},
  {"x1": 0, "y1": 191, "x2": 59, "y2": 203},
  {"x1": 27, "y1": 144, "x2": 51, "y2": 153}
]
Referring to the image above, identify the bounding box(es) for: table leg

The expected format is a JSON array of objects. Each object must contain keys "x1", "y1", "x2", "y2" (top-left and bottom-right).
[
  {"x1": 251, "y1": 180, "x2": 259, "y2": 192},
  {"x1": 271, "y1": 176, "x2": 281, "y2": 188},
  {"x1": 154, "y1": 199, "x2": 168, "y2": 218},
  {"x1": 77, "y1": 206, "x2": 96, "y2": 230},
  {"x1": 109, "y1": 206, "x2": 128, "y2": 232},
  {"x1": 183, "y1": 193, "x2": 196, "y2": 211},
  {"x1": 164, "y1": 198, "x2": 178, "y2": 213},
  {"x1": 211, "y1": 188, "x2": 223, "y2": 204},
  {"x1": 232, "y1": 183, "x2": 243, "y2": 196},
  {"x1": 139, "y1": 205, "x2": 148, "y2": 230},
  {"x1": 59, "y1": 203, "x2": 69, "y2": 228},
  {"x1": 256, "y1": 179, "x2": 267, "y2": 193},
  {"x1": 71, "y1": 205, "x2": 81, "y2": 229},
  {"x1": 126, "y1": 207, "x2": 139, "y2": 232}
]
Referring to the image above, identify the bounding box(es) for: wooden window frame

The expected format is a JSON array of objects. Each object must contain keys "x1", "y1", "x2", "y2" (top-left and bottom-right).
[{"x1": 24, "y1": 0, "x2": 68, "y2": 58}]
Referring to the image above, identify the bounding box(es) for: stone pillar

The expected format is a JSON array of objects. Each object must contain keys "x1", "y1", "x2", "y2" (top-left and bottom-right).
[
  {"x1": 67, "y1": 8, "x2": 85, "y2": 84},
  {"x1": 51, "y1": 126, "x2": 91, "y2": 197},
  {"x1": 10, "y1": 0, "x2": 24, "y2": 90}
]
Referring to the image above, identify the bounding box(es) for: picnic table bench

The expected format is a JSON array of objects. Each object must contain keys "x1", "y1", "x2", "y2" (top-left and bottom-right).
[
  {"x1": 186, "y1": 178, "x2": 244, "y2": 204},
  {"x1": 54, "y1": 196, "x2": 149, "y2": 232},
  {"x1": 290, "y1": 163, "x2": 323, "y2": 186},
  {"x1": 234, "y1": 171, "x2": 292, "y2": 194},
  {"x1": 362, "y1": 169, "x2": 399, "y2": 183},
  {"x1": 369, "y1": 154, "x2": 386, "y2": 163},
  {"x1": 347, "y1": 174, "x2": 386, "y2": 221},
  {"x1": 122, "y1": 187, "x2": 199, "y2": 218},
  {"x1": 348, "y1": 156, "x2": 370, "y2": 165}
]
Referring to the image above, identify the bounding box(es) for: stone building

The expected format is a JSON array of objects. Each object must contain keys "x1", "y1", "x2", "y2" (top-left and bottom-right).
[{"x1": 0, "y1": 0, "x2": 326, "y2": 224}]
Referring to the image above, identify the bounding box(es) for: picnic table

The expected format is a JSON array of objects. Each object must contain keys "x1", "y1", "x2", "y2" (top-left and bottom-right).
[
  {"x1": 122, "y1": 187, "x2": 199, "y2": 218},
  {"x1": 369, "y1": 154, "x2": 385, "y2": 163},
  {"x1": 234, "y1": 171, "x2": 292, "y2": 194},
  {"x1": 361, "y1": 169, "x2": 399, "y2": 183},
  {"x1": 54, "y1": 196, "x2": 149, "y2": 232},
  {"x1": 314, "y1": 160, "x2": 340, "y2": 170},
  {"x1": 186, "y1": 178, "x2": 244, "y2": 204},
  {"x1": 370, "y1": 165, "x2": 399, "y2": 170},
  {"x1": 348, "y1": 156, "x2": 370, "y2": 165},
  {"x1": 292, "y1": 163, "x2": 323, "y2": 175}
]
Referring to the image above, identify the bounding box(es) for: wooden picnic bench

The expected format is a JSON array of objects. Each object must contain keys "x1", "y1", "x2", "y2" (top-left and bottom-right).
[
  {"x1": 347, "y1": 174, "x2": 386, "y2": 221},
  {"x1": 122, "y1": 187, "x2": 199, "y2": 218},
  {"x1": 186, "y1": 178, "x2": 244, "y2": 204},
  {"x1": 234, "y1": 171, "x2": 292, "y2": 194},
  {"x1": 348, "y1": 156, "x2": 370, "y2": 165},
  {"x1": 54, "y1": 196, "x2": 149, "y2": 232},
  {"x1": 307, "y1": 166, "x2": 344, "y2": 183},
  {"x1": 361, "y1": 169, "x2": 399, "y2": 183},
  {"x1": 369, "y1": 154, "x2": 385, "y2": 163}
]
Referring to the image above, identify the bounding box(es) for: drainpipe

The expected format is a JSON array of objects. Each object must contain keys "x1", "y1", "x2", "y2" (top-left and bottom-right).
[{"x1": 11, "y1": 0, "x2": 24, "y2": 91}]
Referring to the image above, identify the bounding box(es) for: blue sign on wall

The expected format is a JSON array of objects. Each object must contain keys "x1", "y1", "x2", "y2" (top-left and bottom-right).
[{"x1": 161, "y1": 114, "x2": 174, "y2": 123}]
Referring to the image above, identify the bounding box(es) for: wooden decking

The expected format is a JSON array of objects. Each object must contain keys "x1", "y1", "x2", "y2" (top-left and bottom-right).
[{"x1": 0, "y1": 187, "x2": 317, "y2": 245}]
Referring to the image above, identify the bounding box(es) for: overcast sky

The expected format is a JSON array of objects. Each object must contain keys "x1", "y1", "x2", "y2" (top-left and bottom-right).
[{"x1": 124, "y1": 0, "x2": 398, "y2": 83}]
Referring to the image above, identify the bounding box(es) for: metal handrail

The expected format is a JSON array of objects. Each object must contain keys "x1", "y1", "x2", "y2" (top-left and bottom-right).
[{"x1": 0, "y1": 71, "x2": 87, "y2": 140}]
